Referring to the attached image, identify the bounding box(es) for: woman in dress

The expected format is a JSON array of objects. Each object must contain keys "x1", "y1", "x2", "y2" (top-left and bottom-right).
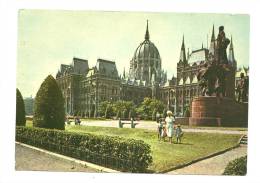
[{"x1": 165, "y1": 110, "x2": 175, "y2": 144}]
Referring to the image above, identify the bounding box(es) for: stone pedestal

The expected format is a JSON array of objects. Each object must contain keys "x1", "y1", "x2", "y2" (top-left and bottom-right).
[{"x1": 189, "y1": 96, "x2": 248, "y2": 127}]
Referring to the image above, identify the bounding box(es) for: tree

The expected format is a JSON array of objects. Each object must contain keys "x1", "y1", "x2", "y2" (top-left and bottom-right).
[
  {"x1": 136, "y1": 98, "x2": 165, "y2": 120},
  {"x1": 16, "y1": 88, "x2": 26, "y2": 126},
  {"x1": 113, "y1": 100, "x2": 135, "y2": 119},
  {"x1": 99, "y1": 101, "x2": 114, "y2": 118},
  {"x1": 33, "y1": 75, "x2": 65, "y2": 130}
]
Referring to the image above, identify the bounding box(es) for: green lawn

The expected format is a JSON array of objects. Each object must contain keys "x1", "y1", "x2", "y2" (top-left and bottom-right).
[
  {"x1": 140, "y1": 120, "x2": 247, "y2": 131},
  {"x1": 26, "y1": 120, "x2": 33, "y2": 127},
  {"x1": 66, "y1": 125, "x2": 241, "y2": 172}
]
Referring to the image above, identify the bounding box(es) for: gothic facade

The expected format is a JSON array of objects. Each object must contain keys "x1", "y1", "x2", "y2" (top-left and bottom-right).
[{"x1": 56, "y1": 22, "x2": 239, "y2": 117}]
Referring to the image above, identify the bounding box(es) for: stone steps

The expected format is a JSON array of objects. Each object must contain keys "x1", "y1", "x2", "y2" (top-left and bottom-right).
[{"x1": 240, "y1": 135, "x2": 247, "y2": 145}]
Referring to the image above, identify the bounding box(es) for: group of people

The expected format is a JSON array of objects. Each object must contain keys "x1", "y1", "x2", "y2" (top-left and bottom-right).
[
  {"x1": 65, "y1": 116, "x2": 81, "y2": 125},
  {"x1": 156, "y1": 110, "x2": 183, "y2": 144}
]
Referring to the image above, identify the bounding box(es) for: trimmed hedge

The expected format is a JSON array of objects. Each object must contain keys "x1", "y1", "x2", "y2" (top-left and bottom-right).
[
  {"x1": 16, "y1": 126, "x2": 152, "y2": 172},
  {"x1": 223, "y1": 156, "x2": 247, "y2": 175},
  {"x1": 33, "y1": 75, "x2": 65, "y2": 130},
  {"x1": 16, "y1": 88, "x2": 26, "y2": 126}
]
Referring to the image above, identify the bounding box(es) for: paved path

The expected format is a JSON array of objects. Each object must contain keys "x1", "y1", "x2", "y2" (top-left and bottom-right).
[
  {"x1": 166, "y1": 145, "x2": 247, "y2": 175},
  {"x1": 15, "y1": 144, "x2": 98, "y2": 172},
  {"x1": 79, "y1": 120, "x2": 247, "y2": 135}
]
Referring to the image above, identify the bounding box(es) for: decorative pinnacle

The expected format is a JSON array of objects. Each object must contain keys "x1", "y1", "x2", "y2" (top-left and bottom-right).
[
  {"x1": 181, "y1": 34, "x2": 185, "y2": 49},
  {"x1": 211, "y1": 24, "x2": 215, "y2": 41},
  {"x1": 145, "y1": 20, "x2": 150, "y2": 40},
  {"x1": 230, "y1": 35, "x2": 233, "y2": 49}
]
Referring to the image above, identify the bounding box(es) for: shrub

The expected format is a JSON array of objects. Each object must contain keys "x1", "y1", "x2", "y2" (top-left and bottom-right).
[
  {"x1": 33, "y1": 75, "x2": 65, "y2": 130},
  {"x1": 223, "y1": 156, "x2": 247, "y2": 175},
  {"x1": 16, "y1": 126, "x2": 153, "y2": 172},
  {"x1": 16, "y1": 88, "x2": 26, "y2": 126}
]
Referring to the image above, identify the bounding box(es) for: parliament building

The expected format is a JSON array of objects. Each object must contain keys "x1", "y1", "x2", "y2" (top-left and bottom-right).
[{"x1": 56, "y1": 21, "x2": 239, "y2": 117}]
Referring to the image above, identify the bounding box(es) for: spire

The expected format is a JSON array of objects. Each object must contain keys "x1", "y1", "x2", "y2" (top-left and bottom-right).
[
  {"x1": 211, "y1": 24, "x2": 215, "y2": 41},
  {"x1": 202, "y1": 42, "x2": 204, "y2": 49},
  {"x1": 179, "y1": 35, "x2": 187, "y2": 64},
  {"x1": 209, "y1": 24, "x2": 216, "y2": 56},
  {"x1": 228, "y1": 35, "x2": 236, "y2": 65},
  {"x1": 145, "y1": 20, "x2": 150, "y2": 40},
  {"x1": 187, "y1": 48, "x2": 190, "y2": 59},
  {"x1": 181, "y1": 34, "x2": 185, "y2": 49},
  {"x1": 123, "y1": 67, "x2": 126, "y2": 78},
  {"x1": 230, "y1": 35, "x2": 233, "y2": 49}
]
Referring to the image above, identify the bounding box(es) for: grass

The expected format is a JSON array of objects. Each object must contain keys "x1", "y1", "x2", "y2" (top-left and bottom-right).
[
  {"x1": 66, "y1": 125, "x2": 241, "y2": 172},
  {"x1": 26, "y1": 120, "x2": 33, "y2": 127}
]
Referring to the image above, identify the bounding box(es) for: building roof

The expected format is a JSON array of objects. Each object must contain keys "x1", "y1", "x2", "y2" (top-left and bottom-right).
[
  {"x1": 95, "y1": 59, "x2": 119, "y2": 78},
  {"x1": 188, "y1": 48, "x2": 208, "y2": 64},
  {"x1": 56, "y1": 57, "x2": 89, "y2": 78},
  {"x1": 72, "y1": 57, "x2": 89, "y2": 75},
  {"x1": 133, "y1": 40, "x2": 160, "y2": 60}
]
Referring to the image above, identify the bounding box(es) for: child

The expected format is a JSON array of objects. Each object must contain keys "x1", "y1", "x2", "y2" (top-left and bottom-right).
[
  {"x1": 176, "y1": 124, "x2": 183, "y2": 144},
  {"x1": 161, "y1": 122, "x2": 167, "y2": 142},
  {"x1": 157, "y1": 118, "x2": 163, "y2": 141}
]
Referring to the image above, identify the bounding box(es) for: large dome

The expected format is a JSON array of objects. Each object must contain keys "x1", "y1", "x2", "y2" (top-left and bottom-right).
[
  {"x1": 133, "y1": 40, "x2": 160, "y2": 60},
  {"x1": 129, "y1": 21, "x2": 163, "y2": 86}
]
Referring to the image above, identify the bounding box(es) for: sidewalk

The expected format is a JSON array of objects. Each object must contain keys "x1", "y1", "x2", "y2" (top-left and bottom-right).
[
  {"x1": 15, "y1": 143, "x2": 119, "y2": 173},
  {"x1": 79, "y1": 120, "x2": 247, "y2": 135},
  {"x1": 166, "y1": 145, "x2": 247, "y2": 175}
]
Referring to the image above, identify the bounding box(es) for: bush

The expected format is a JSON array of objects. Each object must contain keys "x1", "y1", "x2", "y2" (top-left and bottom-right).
[
  {"x1": 16, "y1": 88, "x2": 26, "y2": 126},
  {"x1": 223, "y1": 156, "x2": 247, "y2": 175},
  {"x1": 16, "y1": 126, "x2": 152, "y2": 172},
  {"x1": 33, "y1": 75, "x2": 65, "y2": 130}
]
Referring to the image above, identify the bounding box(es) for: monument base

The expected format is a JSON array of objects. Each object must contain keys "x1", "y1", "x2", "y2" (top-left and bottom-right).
[{"x1": 189, "y1": 96, "x2": 248, "y2": 127}]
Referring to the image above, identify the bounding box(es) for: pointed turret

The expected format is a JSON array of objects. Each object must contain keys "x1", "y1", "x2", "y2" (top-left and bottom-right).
[
  {"x1": 179, "y1": 35, "x2": 187, "y2": 64},
  {"x1": 209, "y1": 25, "x2": 216, "y2": 56},
  {"x1": 211, "y1": 25, "x2": 215, "y2": 41},
  {"x1": 228, "y1": 36, "x2": 236, "y2": 67},
  {"x1": 187, "y1": 48, "x2": 190, "y2": 60},
  {"x1": 145, "y1": 20, "x2": 150, "y2": 40},
  {"x1": 123, "y1": 67, "x2": 126, "y2": 79}
]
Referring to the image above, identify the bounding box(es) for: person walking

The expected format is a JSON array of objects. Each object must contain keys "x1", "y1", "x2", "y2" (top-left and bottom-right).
[{"x1": 165, "y1": 110, "x2": 175, "y2": 144}]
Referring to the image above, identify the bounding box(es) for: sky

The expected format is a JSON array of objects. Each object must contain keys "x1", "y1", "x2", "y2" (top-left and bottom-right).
[{"x1": 17, "y1": 10, "x2": 250, "y2": 98}]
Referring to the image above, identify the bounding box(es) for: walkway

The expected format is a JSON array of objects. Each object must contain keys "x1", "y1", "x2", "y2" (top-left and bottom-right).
[
  {"x1": 15, "y1": 143, "x2": 98, "y2": 172},
  {"x1": 166, "y1": 145, "x2": 247, "y2": 175},
  {"x1": 79, "y1": 120, "x2": 247, "y2": 135}
]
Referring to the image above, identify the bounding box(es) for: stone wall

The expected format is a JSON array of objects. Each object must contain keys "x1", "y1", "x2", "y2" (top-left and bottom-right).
[{"x1": 175, "y1": 117, "x2": 189, "y2": 125}]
